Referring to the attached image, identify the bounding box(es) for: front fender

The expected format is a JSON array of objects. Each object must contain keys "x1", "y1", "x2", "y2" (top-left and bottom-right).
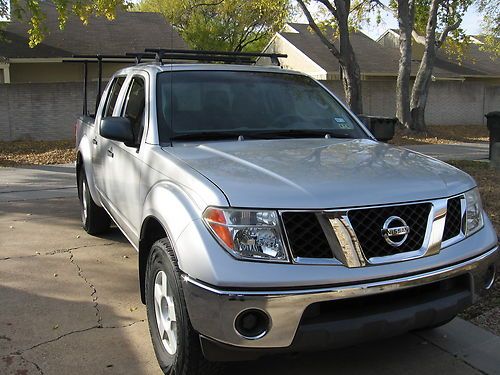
[{"x1": 141, "y1": 180, "x2": 228, "y2": 270}]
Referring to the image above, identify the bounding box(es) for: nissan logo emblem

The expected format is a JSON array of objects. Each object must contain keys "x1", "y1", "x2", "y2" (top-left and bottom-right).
[{"x1": 381, "y1": 216, "x2": 410, "y2": 247}]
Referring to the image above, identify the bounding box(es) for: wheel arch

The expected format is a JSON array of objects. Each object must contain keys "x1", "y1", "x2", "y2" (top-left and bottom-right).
[
  {"x1": 139, "y1": 216, "x2": 170, "y2": 303},
  {"x1": 76, "y1": 139, "x2": 101, "y2": 206}
]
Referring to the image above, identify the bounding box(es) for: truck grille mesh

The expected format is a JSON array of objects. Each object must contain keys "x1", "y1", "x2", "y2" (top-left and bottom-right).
[
  {"x1": 347, "y1": 203, "x2": 432, "y2": 259},
  {"x1": 281, "y1": 212, "x2": 333, "y2": 258},
  {"x1": 442, "y1": 197, "x2": 463, "y2": 241}
]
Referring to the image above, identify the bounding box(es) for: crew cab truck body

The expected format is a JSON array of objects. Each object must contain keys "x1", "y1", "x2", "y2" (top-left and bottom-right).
[{"x1": 76, "y1": 62, "x2": 499, "y2": 374}]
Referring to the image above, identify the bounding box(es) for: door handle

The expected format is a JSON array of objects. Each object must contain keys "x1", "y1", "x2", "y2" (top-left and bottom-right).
[
  {"x1": 107, "y1": 148, "x2": 114, "y2": 158},
  {"x1": 92, "y1": 138, "x2": 98, "y2": 145}
]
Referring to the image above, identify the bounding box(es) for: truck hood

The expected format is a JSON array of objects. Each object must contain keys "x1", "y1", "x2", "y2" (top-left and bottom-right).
[{"x1": 164, "y1": 139, "x2": 475, "y2": 209}]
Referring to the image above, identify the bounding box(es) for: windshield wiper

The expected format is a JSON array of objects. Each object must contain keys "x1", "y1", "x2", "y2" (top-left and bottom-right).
[
  {"x1": 170, "y1": 129, "x2": 355, "y2": 141},
  {"x1": 254, "y1": 129, "x2": 355, "y2": 139},
  {"x1": 171, "y1": 131, "x2": 250, "y2": 141}
]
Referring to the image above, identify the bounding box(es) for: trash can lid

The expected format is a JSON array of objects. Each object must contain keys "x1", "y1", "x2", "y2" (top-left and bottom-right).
[{"x1": 485, "y1": 111, "x2": 500, "y2": 118}]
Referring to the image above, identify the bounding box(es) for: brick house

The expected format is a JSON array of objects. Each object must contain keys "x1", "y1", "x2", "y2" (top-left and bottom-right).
[
  {"x1": 263, "y1": 23, "x2": 500, "y2": 126},
  {"x1": 0, "y1": 2, "x2": 187, "y2": 141}
]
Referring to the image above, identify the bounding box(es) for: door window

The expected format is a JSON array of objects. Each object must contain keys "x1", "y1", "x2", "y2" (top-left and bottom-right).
[{"x1": 122, "y1": 77, "x2": 146, "y2": 146}]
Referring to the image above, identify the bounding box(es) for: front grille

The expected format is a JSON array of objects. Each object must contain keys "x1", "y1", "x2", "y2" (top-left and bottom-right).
[
  {"x1": 281, "y1": 212, "x2": 333, "y2": 258},
  {"x1": 348, "y1": 203, "x2": 432, "y2": 259},
  {"x1": 443, "y1": 196, "x2": 463, "y2": 241}
]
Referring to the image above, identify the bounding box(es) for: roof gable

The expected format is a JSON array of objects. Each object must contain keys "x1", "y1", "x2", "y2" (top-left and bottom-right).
[{"x1": 280, "y1": 23, "x2": 498, "y2": 78}]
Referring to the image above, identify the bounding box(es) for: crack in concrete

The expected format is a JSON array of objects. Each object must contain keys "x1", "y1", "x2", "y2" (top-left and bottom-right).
[
  {"x1": 12, "y1": 326, "x2": 99, "y2": 356},
  {"x1": 68, "y1": 250, "x2": 103, "y2": 328},
  {"x1": 19, "y1": 353, "x2": 45, "y2": 375},
  {"x1": 0, "y1": 242, "x2": 116, "y2": 261},
  {"x1": 45, "y1": 242, "x2": 115, "y2": 256},
  {"x1": 11, "y1": 321, "x2": 146, "y2": 357}
]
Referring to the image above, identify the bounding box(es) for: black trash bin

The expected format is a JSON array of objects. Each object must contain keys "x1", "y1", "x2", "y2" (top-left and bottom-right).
[
  {"x1": 357, "y1": 115, "x2": 396, "y2": 142},
  {"x1": 485, "y1": 111, "x2": 500, "y2": 159}
]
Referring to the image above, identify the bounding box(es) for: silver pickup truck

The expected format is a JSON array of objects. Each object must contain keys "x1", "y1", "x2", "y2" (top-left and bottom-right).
[{"x1": 75, "y1": 53, "x2": 498, "y2": 374}]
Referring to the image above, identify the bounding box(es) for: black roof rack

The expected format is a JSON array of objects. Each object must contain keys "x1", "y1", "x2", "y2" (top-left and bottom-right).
[
  {"x1": 144, "y1": 48, "x2": 287, "y2": 66},
  {"x1": 63, "y1": 50, "x2": 288, "y2": 116}
]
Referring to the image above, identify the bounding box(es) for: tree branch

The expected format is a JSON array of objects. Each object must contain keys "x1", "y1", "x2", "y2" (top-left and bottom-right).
[
  {"x1": 296, "y1": 0, "x2": 341, "y2": 58},
  {"x1": 316, "y1": 0, "x2": 338, "y2": 18},
  {"x1": 436, "y1": 20, "x2": 461, "y2": 48}
]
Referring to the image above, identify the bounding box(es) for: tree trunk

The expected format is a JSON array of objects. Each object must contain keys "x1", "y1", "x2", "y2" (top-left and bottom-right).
[
  {"x1": 410, "y1": 0, "x2": 439, "y2": 132},
  {"x1": 396, "y1": 0, "x2": 414, "y2": 129},
  {"x1": 336, "y1": 2, "x2": 363, "y2": 115},
  {"x1": 410, "y1": 53, "x2": 435, "y2": 132},
  {"x1": 340, "y1": 55, "x2": 363, "y2": 115}
]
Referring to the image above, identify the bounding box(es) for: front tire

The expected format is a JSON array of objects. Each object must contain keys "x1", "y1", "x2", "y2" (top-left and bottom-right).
[
  {"x1": 145, "y1": 238, "x2": 219, "y2": 375},
  {"x1": 78, "y1": 168, "x2": 110, "y2": 235}
]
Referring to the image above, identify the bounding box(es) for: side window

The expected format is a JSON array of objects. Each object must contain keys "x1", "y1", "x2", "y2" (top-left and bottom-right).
[
  {"x1": 122, "y1": 77, "x2": 146, "y2": 146},
  {"x1": 103, "y1": 77, "x2": 126, "y2": 117}
]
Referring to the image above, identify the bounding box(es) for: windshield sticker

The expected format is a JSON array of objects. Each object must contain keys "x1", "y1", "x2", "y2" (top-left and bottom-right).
[{"x1": 334, "y1": 117, "x2": 353, "y2": 129}]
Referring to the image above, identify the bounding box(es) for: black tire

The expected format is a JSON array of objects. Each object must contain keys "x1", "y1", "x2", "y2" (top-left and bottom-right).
[
  {"x1": 78, "y1": 168, "x2": 110, "y2": 235},
  {"x1": 145, "y1": 238, "x2": 220, "y2": 375}
]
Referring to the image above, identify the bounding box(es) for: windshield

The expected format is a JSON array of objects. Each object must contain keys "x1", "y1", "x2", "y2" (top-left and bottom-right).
[{"x1": 156, "y1": 70, "x2": 368, "y2": 141}]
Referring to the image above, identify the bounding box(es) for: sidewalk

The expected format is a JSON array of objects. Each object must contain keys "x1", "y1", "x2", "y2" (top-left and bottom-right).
[{"x1": 404, "y1": 142, "x2": 489, "y2": 161}]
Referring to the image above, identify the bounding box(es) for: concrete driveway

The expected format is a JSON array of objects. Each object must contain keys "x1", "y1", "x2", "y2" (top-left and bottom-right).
[{"x1": 1, "y1": 164, "x2": 499, "y2": 375}]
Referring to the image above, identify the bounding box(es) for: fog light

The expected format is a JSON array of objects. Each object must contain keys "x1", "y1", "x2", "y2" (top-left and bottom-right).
[
  {"x1": 484, "y1": 264, "x2": 496, "y2": 290},
  {"x1": 234, "y1": 309, "x2": 270, "y2": 340}
]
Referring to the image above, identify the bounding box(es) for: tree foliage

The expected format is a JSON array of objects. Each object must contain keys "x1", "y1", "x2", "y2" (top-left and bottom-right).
[
  {"x1": 477, "y1": 0, "x2": 499, "y2": 57},
  {"x1": 1, "y1": 0, "x2": 127, "y2": 47},
  {"x1": 134, "y1": 0, "x2": 290, "y2": 52}
]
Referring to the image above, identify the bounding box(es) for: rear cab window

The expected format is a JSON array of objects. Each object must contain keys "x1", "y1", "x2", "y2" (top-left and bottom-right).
[{"x1": 103, "y1": 76, "x2": 126, "y2": 118}]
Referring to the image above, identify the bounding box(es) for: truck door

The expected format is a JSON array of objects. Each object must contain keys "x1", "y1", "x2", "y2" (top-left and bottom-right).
[{"x1": 104, "y1": 75, "x2": 147, "y2": 239}]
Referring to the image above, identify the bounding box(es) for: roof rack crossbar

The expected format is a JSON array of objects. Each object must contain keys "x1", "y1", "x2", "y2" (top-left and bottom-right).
[
  {"x1": 125, "y1": 52, "x2": 156, "y2": 64},
  {"x1": 145, "y1": 49, "x2": 256, "y2": 65},
  {"x1": 144, "y1": 48, "x2": 286, "y2": 66}
]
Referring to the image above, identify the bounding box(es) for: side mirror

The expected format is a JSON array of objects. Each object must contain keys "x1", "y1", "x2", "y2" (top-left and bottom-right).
[{"x1": 100, "y1": 117, "x2": 134, "y2": 144}]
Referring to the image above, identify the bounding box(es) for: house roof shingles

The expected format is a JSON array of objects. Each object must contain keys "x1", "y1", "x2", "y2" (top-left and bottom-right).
[
  {"x1": 0, "y1": 2, "x2": 187, "y2": 59},
  {"x1": 281, "y1": 23, "x2": 499, "y2": 78}
]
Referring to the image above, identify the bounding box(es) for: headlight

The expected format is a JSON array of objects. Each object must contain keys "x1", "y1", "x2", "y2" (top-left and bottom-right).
[
  {"x1": 464, "y1": 188, "x2": 484, "y2": 236},
  {"x1": 202, "y1": 207, "x2": 289, "y2": 262}
]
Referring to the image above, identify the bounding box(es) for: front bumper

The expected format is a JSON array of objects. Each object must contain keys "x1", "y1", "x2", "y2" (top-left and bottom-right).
[{"x1": 183, "y1": 246, "x2": 498, "y2": 351}]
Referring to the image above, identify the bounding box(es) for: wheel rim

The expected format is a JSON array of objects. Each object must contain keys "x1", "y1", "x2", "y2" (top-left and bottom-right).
[
  {"x1": 154, "y1": 270, "x2": 178, "y2": 355},
  {"x1": 81, "y1": 178, "x2": 88, "y2": 224}
]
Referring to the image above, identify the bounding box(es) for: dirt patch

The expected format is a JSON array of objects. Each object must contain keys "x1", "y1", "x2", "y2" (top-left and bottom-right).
[
  {"x1": 0, "y1": 140, "x2": 76, "y2": 167},
  {"x1": 450, "y1": 160, "x2": 499, "y2": 335},
  {"x1": 390, "y1": 125, "x2": 489, "y2": 146}
]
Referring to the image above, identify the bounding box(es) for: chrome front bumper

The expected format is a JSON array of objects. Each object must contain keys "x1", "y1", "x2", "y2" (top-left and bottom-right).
[{"x1": 183, "y1": 246, "x2": 498, "y2": 348}]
